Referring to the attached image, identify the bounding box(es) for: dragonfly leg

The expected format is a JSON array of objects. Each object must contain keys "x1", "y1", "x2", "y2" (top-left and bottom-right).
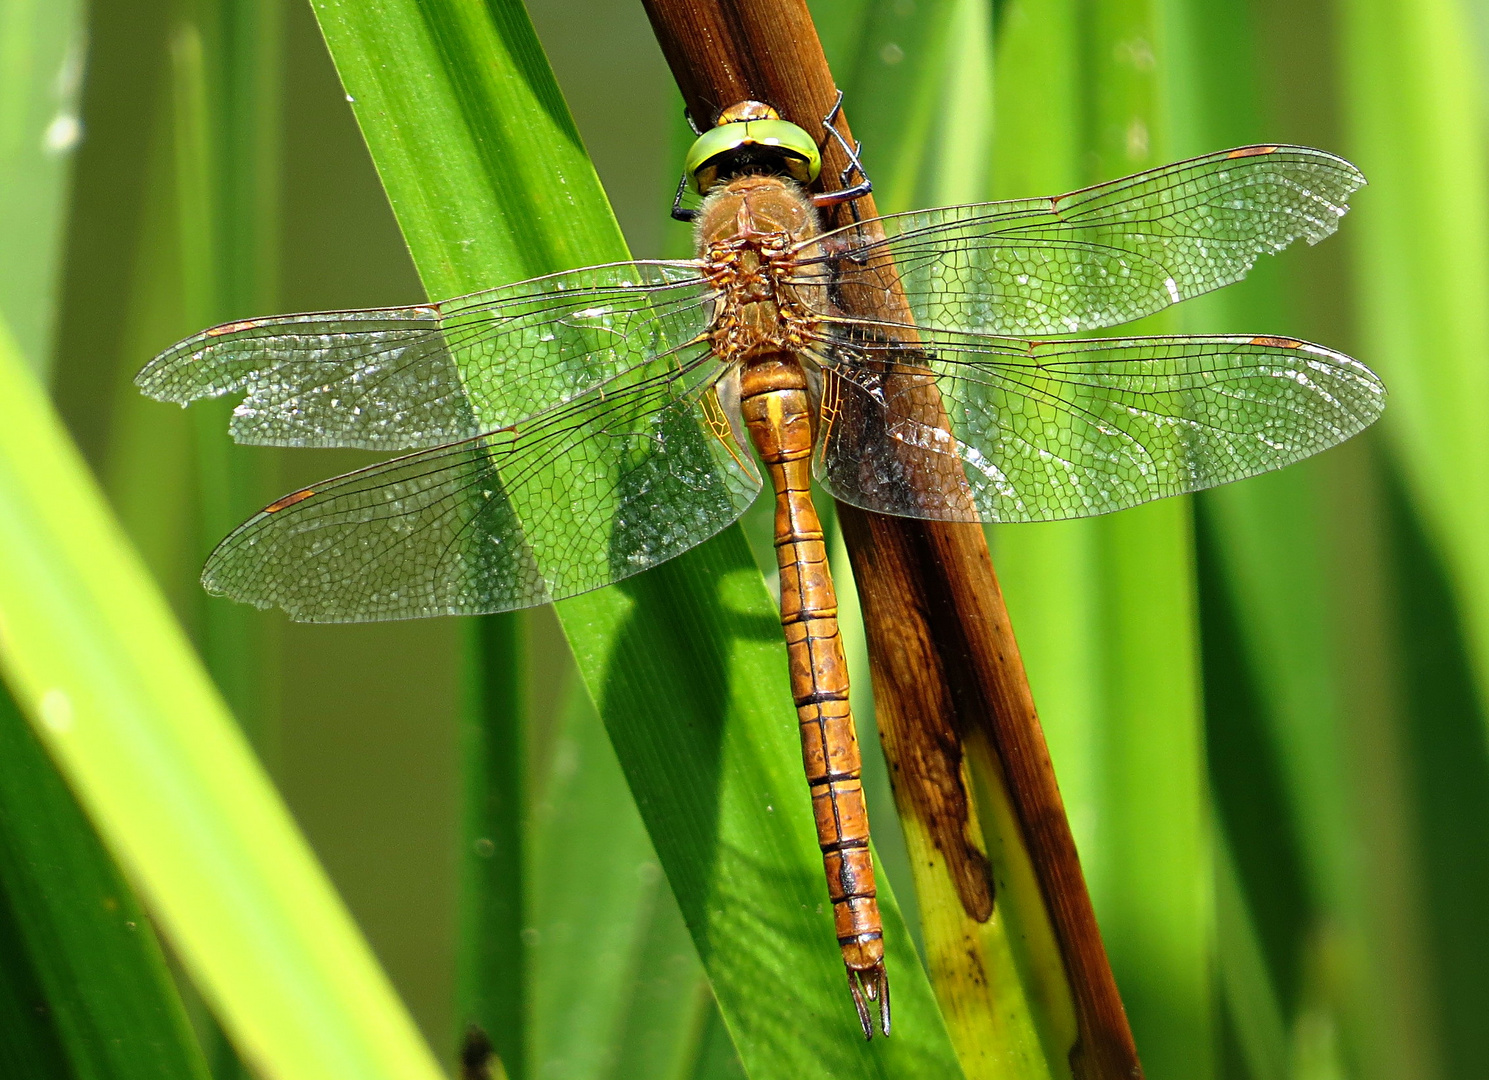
[
  {"x1": 670, "y1": 169, "x2": 698, "y2": 223},
  {"x1": 813, "y1": 90, "x2": 874, "y2": 221}
]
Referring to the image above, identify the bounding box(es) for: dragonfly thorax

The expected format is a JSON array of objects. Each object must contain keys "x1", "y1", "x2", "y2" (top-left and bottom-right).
[
  {"x1": 696, "y1": 174, "x2": 818, "y2": 244},
  {"x1": 698, "y1": 176, "x2": 826, "y2": 364}
]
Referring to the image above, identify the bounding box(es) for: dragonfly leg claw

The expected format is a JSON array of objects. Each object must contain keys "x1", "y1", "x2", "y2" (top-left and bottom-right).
[{"x1": 848, "y1": 963, "x2": 891, "y2": 1039}]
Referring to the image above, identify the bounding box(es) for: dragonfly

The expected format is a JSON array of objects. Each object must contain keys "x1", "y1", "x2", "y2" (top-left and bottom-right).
[{"x1": 137, "y1": 96, "x2": 1385, "y2": 1039}]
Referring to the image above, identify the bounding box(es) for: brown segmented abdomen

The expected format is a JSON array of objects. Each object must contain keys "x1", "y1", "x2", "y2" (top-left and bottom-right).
[
  {"x1": 700, "y1": 174, "x2": 889, "y2": 1037},
  {"x1": 738, "y1": 353, "x2": 890, "y2": 1038}
]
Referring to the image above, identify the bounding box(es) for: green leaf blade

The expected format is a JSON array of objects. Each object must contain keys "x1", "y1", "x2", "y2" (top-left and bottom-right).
[
  {"x1": 0, "y1": 319, "x2": 445, "y2": 1080},
  {"x1": 308, "y1": 0, "x2": 961, "y2": 1073},
  {"x1": 0, "y1": 681, "x2": 210, "y2": 1080}
]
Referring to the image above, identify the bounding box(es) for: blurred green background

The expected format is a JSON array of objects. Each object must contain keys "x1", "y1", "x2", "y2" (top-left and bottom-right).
[{"x1": 2, "y1": 0, "x2": 1487, "y2": 1078}]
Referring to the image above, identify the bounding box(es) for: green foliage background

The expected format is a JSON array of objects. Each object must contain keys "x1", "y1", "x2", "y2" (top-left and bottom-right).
[{"x1": 0, "y1": 0, "x2": 1485, "y2": 1078}]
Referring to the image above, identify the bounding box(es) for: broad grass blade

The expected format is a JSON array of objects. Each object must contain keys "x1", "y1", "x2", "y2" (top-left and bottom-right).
[
  {"x1": 0, "y1": 319, "x2": 445, "y2": 1080},
  {"x1": 0, "y1": 682, "x2": 210, "y2": 1080},
  {"x1": 308, "y1": 0, "x2": 959, "y2": 1073}
]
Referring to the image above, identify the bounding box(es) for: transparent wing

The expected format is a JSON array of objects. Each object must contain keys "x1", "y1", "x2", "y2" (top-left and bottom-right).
[
  {"x1": 136, "y1": 261, "x2": 713, "y2": 450},
  {"x1": 800, "y1": 146, "x2": 1364, "y2": 337},
  {"x1": 203, "y1": 359, "x2": 760, "y2": 622},
  {"x1": 814, "y1": 331, "x2": 1385, "y2": 523}
]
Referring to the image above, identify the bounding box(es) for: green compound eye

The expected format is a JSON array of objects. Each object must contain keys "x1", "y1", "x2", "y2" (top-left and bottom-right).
[{"x1": 684, "y1": 115, "x2": 823, "y2": 195}]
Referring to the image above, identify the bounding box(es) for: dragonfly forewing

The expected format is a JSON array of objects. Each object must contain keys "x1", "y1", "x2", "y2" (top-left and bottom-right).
[
  {"x1": 202, "y1": 356, "x2": 761, "y2": 621},
  {"x1": 136, "y1": 261, "x2": 713, "y2": 450},
  {"x1": 815, "y1": 332, "x2": 1386, "y2": 523},
  {"x1": 801, "y1": 145, "x2": 1365, "y2": 338}
]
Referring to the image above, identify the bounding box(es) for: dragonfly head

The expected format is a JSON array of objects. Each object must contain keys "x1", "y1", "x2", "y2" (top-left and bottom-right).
[{"x1": 685, "y1": 101, "x2": 822, "y2": 195}]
